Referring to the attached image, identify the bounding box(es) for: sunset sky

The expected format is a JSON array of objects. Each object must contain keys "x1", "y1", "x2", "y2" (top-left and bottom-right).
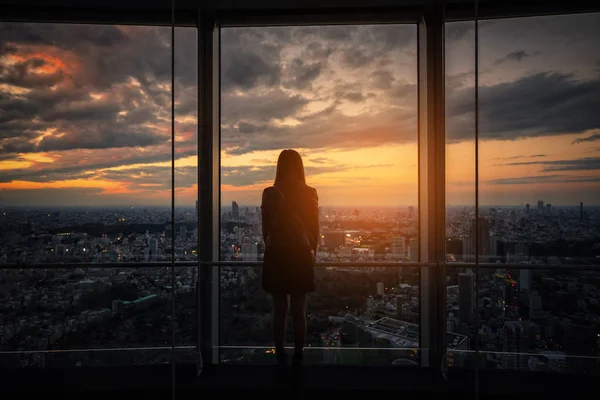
[{"x1": 0, "y1": 13, "x2": 599, "y2": 207}]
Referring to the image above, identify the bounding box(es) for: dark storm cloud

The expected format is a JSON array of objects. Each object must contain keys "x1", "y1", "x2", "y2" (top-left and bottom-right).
[
  {"x1": 217, "y1": 25, "x2": 418, "y2": 156},
  {"x1": 0, "y1": 22, "x2": 127, "y2": 54},
  {"x1": 100, "y1": 165, "x2": 197, "y2": 190},
  {"x1": 220, "y1": 28, "x2": 282, "y2": 91},
  {"x1": 493, "y1": 50, "x2": 532, "y2": 65},
  {"x1": 0, "y1": 23, "x2": 198, "y2": 156},
  {"x1": 492, "y1": 154, "x2": 546, "y2": 160},
  {"x1": 303, "y1": 42, "x2": 334, "y2": 61},
  {"x1": 222, "y1": 165, "x2": 276, "y2": 186},
  {"x1": 295, "y1": 103, "x2": 338, "y2": 122},
  {"x1": 283, "y1": 59, "x2": 322, "y2": 90},
  {"x1": 222, "y1": 163, "x2": 390, "y2": 187},
  {"x1": 447, "y1": 72, "x2": 600, "y2": 142},
  {"x1": 445, "y1": 22, "x2": 474, "y2": 41},
  {"x1": 487, "y1": 174, "x2": 600, "y2": 185},
  {"x1": 222, "y1": 51, "x2": 280, "y2": 90},
  {"x1": 310, "y1": 157, "x2": 333, "y2": 164},
  {"x1": 0, "y1": 57, "x2": 64, "y2": 88},
  {"x1": 341, "y1": 91, "x2": 368, "y2": 103},
  {"x1": 337, "y1": 25, "x2": 415, "y2": 69},
  {"x1": 40, "y1": 128, "x2": 167, "y2": 152},
  {"x1": 572, "y1": 133, "x2": 600, "y2": 144},
  {"x1": 369, "y1": 70, "x2": 396, "y2": 90},
  {"x1": 0, "y1": 150, "x2": 196, "y2": 183},
  {"x1": 501, "y1": 157, "x2": 600, "y2": 172},
  {"x1": 342, "y1": 47, "x2": 371, "y2": 69},
  {"x1": 221, "y1": 90, "x2": 309, "y2": 123},
  {"x1": 444, "y1": 20, "x2": 496, "y2": 41},
  {"x1": 223, "y1": 108, "x2": 416, "y2": 155}
]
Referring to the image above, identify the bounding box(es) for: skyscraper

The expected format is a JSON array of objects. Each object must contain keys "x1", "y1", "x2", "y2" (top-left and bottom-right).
[
  {"x1": 391, "y1": 236, "x2": 405, "y2": 259},
  {"x1": 464, "y1": 217, "x2": 490, "y2": 259},
  {"x1": 232, "y1": 201, "x2": 239, "y2": 220},
  {"x1": 519, "y1": 269, "x2": 531, "y2": 293},
  {"x1": 458, "y1": 272, "x2": 474, "y2": 325},
  {"x1": 564, "y1": 317, "x2": 599, "y2": 374},
  {"x1": 501, "y1": 321, "x2": 533, "y2": 370},
  {"x1": 408, "y1": 238, "x2": 418, "y2": 261}
]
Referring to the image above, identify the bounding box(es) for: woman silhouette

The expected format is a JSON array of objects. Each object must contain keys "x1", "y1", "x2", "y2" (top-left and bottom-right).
[{"x1": 261, "y1": 149, "x2": 319, "y2": 370}]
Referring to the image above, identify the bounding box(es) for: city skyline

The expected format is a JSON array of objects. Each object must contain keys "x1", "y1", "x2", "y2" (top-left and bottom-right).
[{"x1": 0, "y1": 15, "x2": 599, "y2": 207}]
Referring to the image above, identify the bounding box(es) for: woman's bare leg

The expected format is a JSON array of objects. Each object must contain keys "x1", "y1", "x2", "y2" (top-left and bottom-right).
[
  {"x1": 290, "y1": 294, "x2": 307, "y2": 360},
  {"x1": 272, "y1": 294, "x2": 288, "y2": 361}
]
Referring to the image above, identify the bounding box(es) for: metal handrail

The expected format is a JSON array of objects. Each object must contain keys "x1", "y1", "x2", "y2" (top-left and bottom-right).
[
  {"x1": 1, "y1": 261, "x2": 436, "y2": 269},
  {"x1": 446, "y1": 262, "x2": 600, "y2": 271},
  {"x1": 1, "y1": 261, "x2": 597, "y2": 270}
]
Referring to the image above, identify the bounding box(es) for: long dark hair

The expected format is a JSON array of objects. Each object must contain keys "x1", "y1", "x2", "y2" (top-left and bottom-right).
[{"x1": 274, "y1": 149, "x2": 306, "y2": 188}]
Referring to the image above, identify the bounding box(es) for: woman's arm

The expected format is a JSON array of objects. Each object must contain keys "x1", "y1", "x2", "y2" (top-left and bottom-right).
[
  {"x1": 261, "y1": 188, "x2": 270, "y2": 244},
  {"x1": 309, "y1": 188, "x2": 319, "y2": 253}
]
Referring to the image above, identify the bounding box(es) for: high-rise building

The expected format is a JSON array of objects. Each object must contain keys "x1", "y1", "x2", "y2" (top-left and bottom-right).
[
  {"x1": 529, "y1": 291, "x2": 543, "y2": 319},
  {"x1": 241, "y1": 242, "x2": 258, "y2": 261},
  {"x1": 490, "y1": 234, "x2": 498, "y2": 257},
  {"x1": 458, "y1": 273, "x2": 474, "y2": 325},
  {"x1": 391, "y1": 236, "x2": 405, "y2": 259},
  {"x1": 408, "y1": 206, "x2": 415, "y2": 220},
  {"x1": 525, "y1": 203, "x2": 530, "y2": 214},
  {"x1": 232, "y1": 201, "x2": 239, "y2": 220},
  {"x1": 564, "y1": 317, "x2": 599, "y2": 374},
  {"x1": 519, "y1": 269, "x2": 531, "y2": 293},
  {"x1": 546, "y1": 203, "x2": 552, "y2": 217},
  {"x1": 408, "y1": 238, "x2": 419, "y2": 261},
  {"x1": 376, "y1": 282, "x2": 384, "y2": 296},
  {"x1": 501, "y1": 321, "x2": 533, "y2": 370},
  {"x1": 464, "y1": 218, "x2": 490, "y2": 259},
  {"x1": 395, "y1": 297, "x2": 404, "y2": 320}
]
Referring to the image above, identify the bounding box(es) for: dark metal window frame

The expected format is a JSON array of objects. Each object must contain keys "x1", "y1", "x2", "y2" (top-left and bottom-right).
[{"x1": 2, "y1": 0, "x2": 600, "y2": 378}]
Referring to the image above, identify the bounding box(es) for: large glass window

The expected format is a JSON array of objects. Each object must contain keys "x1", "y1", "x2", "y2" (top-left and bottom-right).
[
  {"x1": 446, "y1": 12, "x2": 600, "y2": 373},
  {"x1": 0, "y1": 22, "x2": 197, "y2": 368},
  {"x1": 219, "y1": 24, "x2": 420, "y2": 364}
]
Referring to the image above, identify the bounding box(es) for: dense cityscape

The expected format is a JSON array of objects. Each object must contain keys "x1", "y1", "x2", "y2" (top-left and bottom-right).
[{"x1": 1, "y1": 201, "x2": 599, "y2": 371}]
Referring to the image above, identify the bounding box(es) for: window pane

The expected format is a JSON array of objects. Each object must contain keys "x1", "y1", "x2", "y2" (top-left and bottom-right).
[
  {"x1": 173, "y1": 26, "x2": 198, "y2": 362},
  {"x1": 445, "y1": 20, "x2": 478, "y2": 367},
  {"x1": 219, "y1": 24, "x2": 419, "y2": 365},
  {"x1": 220, "y1": 266, "x2": 421, "y2": 365},
  {"x1": 0, "y1": 22, "x2": 176, "y2": 368},
  {"x1": 476, "y1": 13, "x2": 600, "y2": 373}
]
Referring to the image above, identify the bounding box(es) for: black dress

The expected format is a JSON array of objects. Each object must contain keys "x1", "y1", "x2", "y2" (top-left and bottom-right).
[{"x1": 261, "y1": 183, "x2": 319, "y2": 295}]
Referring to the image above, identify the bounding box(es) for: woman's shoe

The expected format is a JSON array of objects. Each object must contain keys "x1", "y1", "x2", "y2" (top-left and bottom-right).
[{"x1": 292, "y1": 352, "x2": 303, "y2": 366}]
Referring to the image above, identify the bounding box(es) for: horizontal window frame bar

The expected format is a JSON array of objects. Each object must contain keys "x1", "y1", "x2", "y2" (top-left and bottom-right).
[
  {"x1": 0, "y1": 261, "x2": 436, "y2": 269},
  {"x1": 446, "y1": 262, "x2": 599, "y2": 271},
  {"x1": 2, "y1": 261, "x2": 596, "y2": 270},
  {"x1": 0, "y1": 346, "x2": 195, "y2": 355},
  {"x1": 445, "y1": 0, "x2": 600, "y2": 22},
  {"x1": 216, "y1": 8, "x2": 422, "y2": 27},
  {"x1": 0, "y1": 5, "x2": 198, "y2": 26},
  {"x1": 3, "y1": 2, "x2": 599, "y2": 26}
]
